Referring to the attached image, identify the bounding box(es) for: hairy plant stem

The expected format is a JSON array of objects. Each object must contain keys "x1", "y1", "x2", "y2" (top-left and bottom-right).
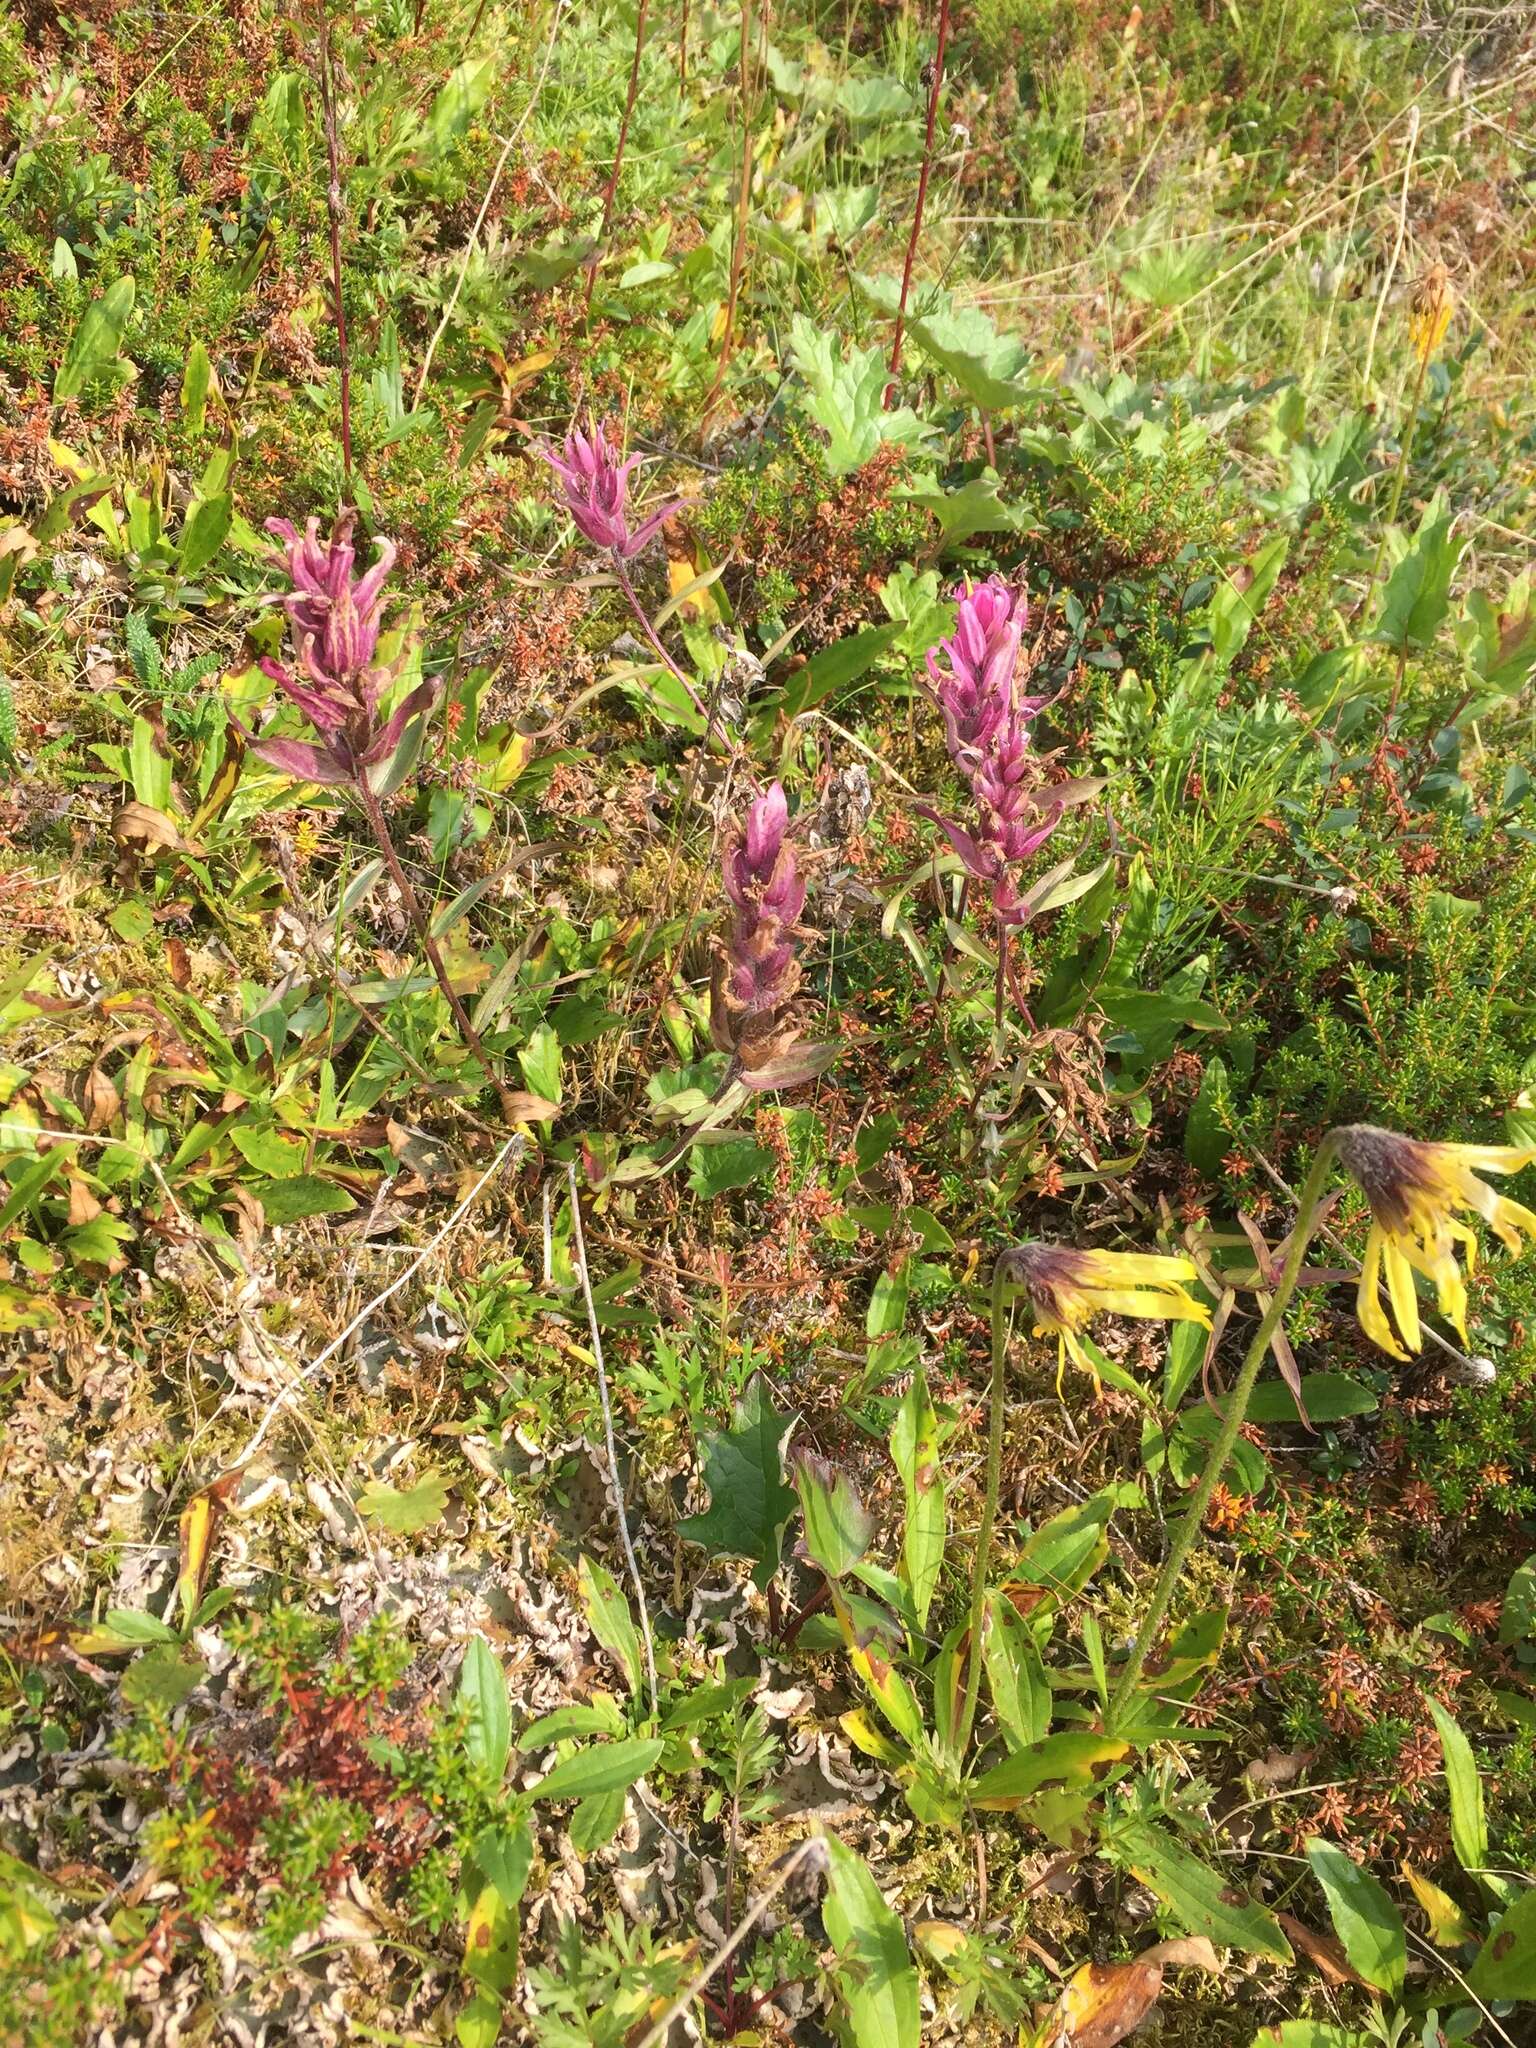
[
  {"x1": 1104, "y1": 1133, "x2": 1340, "y2": 1729},
  {"x1": 583, "y1": 0, "x2": 650, "y2": 321},
  {"x1": 956, "y1": 1255, "x2": 1014, "y2": 1755},
  {"x1": 888, "y1": 0, "x2": 951, "y2": 390},
  {"x1": 356, "y1": 780, "x2": 517, "y2": 1119}
]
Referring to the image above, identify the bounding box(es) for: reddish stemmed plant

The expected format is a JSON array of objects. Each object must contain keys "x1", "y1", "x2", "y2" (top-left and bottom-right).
[{"x1": 241, "y1": 512, "x2": 515, "y2": 1116}]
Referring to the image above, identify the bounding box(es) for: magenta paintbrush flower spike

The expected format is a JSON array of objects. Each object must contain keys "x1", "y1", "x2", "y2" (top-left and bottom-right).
[
  {"x1": 710, "y1": 782, "x2": 831, "y2": 1093},
  {"x1": 539, "y1": 414, "x2": 688, "y2": 560},
  {"x1": 240, "y1": 512, "x2": 436, "y2": 787},
  {"x1": 919, "y1": 575, "x2": 1062, "y2": 926}
]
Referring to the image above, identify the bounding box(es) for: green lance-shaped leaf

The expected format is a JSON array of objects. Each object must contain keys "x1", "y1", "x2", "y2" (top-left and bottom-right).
[
  {"x1": 822, "y1": 1835, "x2": 920, "y2": 2048},
  {"x1": 55, "y1": 276, "x2": 136, "y2": 402},
  {"x1": 1305, "y1": 1838, "x2": 1407, "y2": 1995}
]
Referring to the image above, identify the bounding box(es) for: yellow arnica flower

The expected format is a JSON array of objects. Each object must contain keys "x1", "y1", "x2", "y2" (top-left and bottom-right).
[
  {"x1": 1336, "y1": 1124, "x2": 1536, "y2": 1360},
  {"x1": 1408, "y1": 263, "x2": 1454, "y2": 368},
  {"x1": 997, "y1": 1243, "x2": 1210, "y2": 1388}
]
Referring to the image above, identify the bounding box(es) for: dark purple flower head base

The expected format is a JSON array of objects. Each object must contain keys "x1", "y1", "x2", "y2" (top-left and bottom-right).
[{"x1": 239, "y1": 512, "x2": 436, "y2": 788}]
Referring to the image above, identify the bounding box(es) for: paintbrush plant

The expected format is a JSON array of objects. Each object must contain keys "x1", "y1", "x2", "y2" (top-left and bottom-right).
[{"x1": 241, "y1": 511, "x2": 514, "y2": 1116}]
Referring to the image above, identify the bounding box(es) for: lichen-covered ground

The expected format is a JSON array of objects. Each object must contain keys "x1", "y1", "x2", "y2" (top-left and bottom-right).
[{"x1": 3, "y1": 3, "x2": 1536, "y2": 2044}]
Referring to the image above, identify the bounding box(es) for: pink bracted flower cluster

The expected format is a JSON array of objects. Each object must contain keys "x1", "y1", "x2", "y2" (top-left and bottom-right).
[
  {"x1": 919, "y1": 575, "x2": 1061, "y2": 926},
  {"x1": 710, "y1": 783, "x2": 830, "y2": 1092},
  {"x1": 240, "y1": 513, "x2": 436, "y2": 787},
  {"x1": 538, "y1": 416, "x2": 688, "y2": 560}
]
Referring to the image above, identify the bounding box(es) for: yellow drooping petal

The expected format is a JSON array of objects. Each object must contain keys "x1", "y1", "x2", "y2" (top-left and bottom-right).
[
  {"x1": 1072, "y1": 1251, "x2": 1201, "y2": 1288},
  {"x1": 1383, "y1": 1237, "x2": 1421, "y2": 1354},
  {"x1": 1356, "y1": 1225, "x2": 1408, "y2": 1361}
]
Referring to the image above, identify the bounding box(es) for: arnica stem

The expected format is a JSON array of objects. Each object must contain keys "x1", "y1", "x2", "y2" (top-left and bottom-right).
[
  {"x1": 1103, "y1": 1133, "x2": 1340, "y2": 1729},
  {"x1": 956, "y1": 1253, "x2": 1014, "y2": 1755},
  {"x1": 357, "y1": 779, "x2": 519, "y2": 1122}
]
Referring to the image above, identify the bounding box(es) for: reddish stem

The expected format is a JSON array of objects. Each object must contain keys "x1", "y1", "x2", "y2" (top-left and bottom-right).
[
  {"x1": 888, "y1": 0, "x2": 951, "y2": 393},
  {"x1": 318, "y1": 22, "x2": 353, "y2": 480},
  {"x1": 584, "y1": 0, "x2": 650, "y2": 321},
  {"x1": 702, "y1": 0, "x2": 755, "y2": 420}
]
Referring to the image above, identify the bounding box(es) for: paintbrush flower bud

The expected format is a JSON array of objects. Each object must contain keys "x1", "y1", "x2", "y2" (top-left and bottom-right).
[
  {"x1": 538, "y1": 415, "x2": 689, "y2": 560},
  {"x1": 710, "y1": 782, "x2": 832, "y2": 1093},
  {"x1": 238, "y1": 512, "x2": 436, "y2": 787},
  {"x1": 919, "y1": 576, "x2": 1065, "y2": 925}
]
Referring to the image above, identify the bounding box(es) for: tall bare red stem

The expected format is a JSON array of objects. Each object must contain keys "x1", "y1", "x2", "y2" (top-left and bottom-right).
[{"x1": 888, "y1": 0, "x2": 951, "y2": 393}]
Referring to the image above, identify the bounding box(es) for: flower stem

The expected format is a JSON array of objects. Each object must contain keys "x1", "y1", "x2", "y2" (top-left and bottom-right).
[
  {"x1": 1104, "y1": 1134, "x2": 1340, "y2": 1730},
  {"x1": 702, "y1": 0, "x2": 755, "y2": 422},
  {"x1": 317, "y1": 21, "x2": 353, "y2": 483},
  {"x1": 613, "y1": 556, "x2": 713, "y2": 727},
  {"x1": 956, "y1": 1254, "x2": 1014, "y2": 1756},
  {"x1": 357, "y1": 779, "x2": 518, "y2": 1120}
]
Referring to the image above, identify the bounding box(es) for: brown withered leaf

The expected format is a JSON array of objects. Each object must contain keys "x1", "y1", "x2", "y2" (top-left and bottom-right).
[
  {"x1": 79, "y1": 1062, "x2": 120, "y2": 1133},
  {"x1": 1050, "y1": 1958, "x2": 1164, "y2": 2047},
  {"x1": 164, "y1": 935, "x2": 191, "y2": 988},
  {"x1": 65, "y1": 1177, "x2": 102, "y2": 1226},
  {"x1": 111, "y1": 802, "x2": 183, "y2": 856},
  {"x1": 1141, "y1": 1936, "x2": 1222, "y2": 1972},
  {"x1": 1274, "y1": 1910, "x2": 1365, "y2": 1989}
]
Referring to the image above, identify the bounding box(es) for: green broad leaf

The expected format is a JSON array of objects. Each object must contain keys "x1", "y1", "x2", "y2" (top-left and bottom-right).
[
  {"x1": 822, "y1": 1835, "x2": 920, "y2": 2048},
  {"x1": 890, "y1": 1367, "x2": 944, "y2": 1630},
  {"x1": 910, "y1": 476, "x2": 1033, "y2": 550},
  {"x1": 181, "y1": 340, "x2": 212, "y2": 433},
  {"x1": 458, "y1": 1636, "x2": 512, "y2": 1782},
  {"x1": 176, "y1": 493, "x2": 230, "y2": 577},
  {"x1": 1183, "y1": 1054, "x2": 1231, "y2": 1176},
  {"x1": 518, "y1": 1023, "x2": 563, "y2": 1110},
  {"x1": 1165, "y1": 1407, "x2": 1269, "y2": 1495},
  {"x1": 1259, "y1": 2027, "x2": 1368, "y2": 2048},
  {"x1": 866, "y1": 1262, "x2": 909, "y2": 1341},
  {"x1": 1499, "y1": 1555, "x2": 1536, "y2": 1644},
  {"x1": 577, "y1": 1555, "x2": 643, "y2": 1697},
  {"x1": 1424, "y1": 1696, "x2": 1487, "y2": 1879},
  {"x1": 1239, "y1": 1374, "x2": 1378, "y2": 1425},
  {"x1": 356, "y1": 1469, "x2": 451, "y2": 1536},
  {"x1": 1207, "y1": 534, "x2": 1289, "y2": 668},
  {"x1": 230, "y1": 1125, "x2": 309, "y2": 1178},
  {"x1": 421, "y1": 56, "x2": 495, "y2": 157},
  {"x1": 780, "y1": 621, "x2": 903, "y2": 716},
  {"x1": 1305, "y1": 1838, "x2": 1406, "y2": 1994},
  {"x1": 969, "y1": 1732, "x2": 1128, "y2": 1810},
  {"x1": 857, "y1": 274, "x2": 1034, "y2": 410},
  {"x1": 1375, "y1": 494, "x2": 1464, "y2": 652},
  {"x1": 455, "y1": 1989, "x2": 503, "y2": 2048},
  {"x1": 1163, "y1": 1318, "x2": 1209, "y2": 1410},
  {"x1": 100, "y1": 1607, "x2": 179, "y2": 1646},
  {"x1": 1467, "y1": 1886, "x2": 1536, "y2": 1999},
  {"x1": 122, "y1": 1645, "x2": 204, "y2": 1709},
  {"x1": 792, "y1": 1451, "x2": 873, "y2": 1580},
  {"x1": 686, "y1": 1137, "x2": 774, "y2": 1199},
  {"x1": 787, "y1": 314, "x2": 934, "y2": 478},
  {"x1": 55, "y1": 276, "x2": 136, "y2": 401},
  {"x1": 1461, "y1": 575, "x2": 1536, "y2": 696},
  {"x1": 679, "y1": 1375, "x2": 797, "y2": 1589},
  {"x1": 1010, "y1": 1487, "x2": 1135, "y2": 1602},
  {"x1": 531, "y1": 1736, "x2": 663, "y2": 1804},
  {"x1": 249, "y1": 1175, "x2": 355, "y2": 1224},
  {"x1": 982, "y1": 1592, "x2": 1051, "y2": 1749},
  {"x1": 1114, "y1": 1820, "x2": 1293, "y2": 1962},
  {"x1": 107, "y1": 900, "x2": 155, "y2": 943},
  {"x1": 518, "y1": 1703, "x2": 626, "y2": 1749},
  {"x1": 569, "y1": 1787, "x2": 627, "y2": 1853}
]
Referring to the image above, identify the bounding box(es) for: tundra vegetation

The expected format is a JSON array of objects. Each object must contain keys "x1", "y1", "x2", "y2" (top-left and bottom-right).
[{"x1": 3, "y1": 3, "x2": 1536, "y2": 2045}]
